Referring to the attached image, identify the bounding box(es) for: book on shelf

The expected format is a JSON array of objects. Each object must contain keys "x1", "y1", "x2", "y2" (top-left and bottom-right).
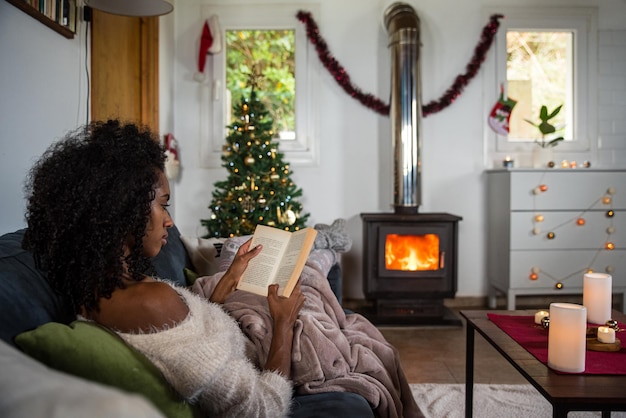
[{"x1": 236, "y1": 224, "x2": 317, "y2": 297}]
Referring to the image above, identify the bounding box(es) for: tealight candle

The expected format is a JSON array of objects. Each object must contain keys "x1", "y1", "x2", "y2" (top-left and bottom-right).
[
  {"x1": 535, "y1": 310, "x2": 549, "y2": 325},
  {"x1": 597, "y1": 326, "x2": 616, "y2": 344}
]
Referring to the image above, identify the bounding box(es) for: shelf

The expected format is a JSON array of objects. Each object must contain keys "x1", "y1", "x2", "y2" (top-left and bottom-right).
[{"x1": 6, "y1": 0, "x2": 76, "y2": 39}]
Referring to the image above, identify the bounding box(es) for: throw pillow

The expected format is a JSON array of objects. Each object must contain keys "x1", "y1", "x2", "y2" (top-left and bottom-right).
[
  {"x1": 180, "y1": 235, "x2": 226, "y2": 276},
  {"x1": 14, "y1": 321, "x2": 200, "y2": 418}
]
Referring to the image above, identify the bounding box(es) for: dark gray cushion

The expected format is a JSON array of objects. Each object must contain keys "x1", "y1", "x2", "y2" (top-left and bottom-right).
[
  {"x1": 0, "y1": 229, "x2": 73, "y2": 346},
  {"x1": 152, "y1": 225, "x2": 192, "y2": 287}
]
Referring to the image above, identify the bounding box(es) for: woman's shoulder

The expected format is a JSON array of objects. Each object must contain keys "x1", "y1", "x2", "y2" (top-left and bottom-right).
[{"x1": 94, "y1": 280, "x2": 190, "y2": 333}]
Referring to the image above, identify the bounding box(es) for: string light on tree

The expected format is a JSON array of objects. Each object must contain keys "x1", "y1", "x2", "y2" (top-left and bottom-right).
[{"x1": 530, "y1": 174, "x2": 617, "y2": 289}]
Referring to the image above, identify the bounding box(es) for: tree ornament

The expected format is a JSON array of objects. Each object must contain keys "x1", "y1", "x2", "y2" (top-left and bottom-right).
[{"x1": 245, "y1": 155, "x2": 255, "y2": 165}]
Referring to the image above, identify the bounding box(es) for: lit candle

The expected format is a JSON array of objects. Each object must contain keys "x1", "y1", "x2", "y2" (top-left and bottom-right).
[
  {"x1": 597, "y1": 326, "x2": 616, "y2": 344},
  {"x1": 583, "y1": 272, "x2": 612, "y2": 324},
  {"x1": 535, "y1": 310, "x2": 549, "y2": 325},
  {"x1": 503, "y1": 156, "x2": 514, "y2": 168},
  {"x1": 548, "y1": 303, "x2": 586, "y2": 373}
]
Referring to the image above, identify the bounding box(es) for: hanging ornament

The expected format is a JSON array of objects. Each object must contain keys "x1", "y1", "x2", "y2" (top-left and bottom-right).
[
  {"x1": 163, "y1": 133, "x2": 180, "y2": 181},
  {"x1": 193, "y1": 15, "x2": 223, "y2": 82},
  {"x1": 270, "y1": 173, "x2": 280, "y2": 181},
  {"x1": 488, "y1": 84, "x2": 517, "y2": 135},
  {"x1": 245, "y1": 155, "x2": 255, "y2": 165},
  {"x1": 241, "y1": 195, "x2": 254, "y2": 213},
  {"x1": 284, "y1": 209, "x2": 297, "y2": 226}
]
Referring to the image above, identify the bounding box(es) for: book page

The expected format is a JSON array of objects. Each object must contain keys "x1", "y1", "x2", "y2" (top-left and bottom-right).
[
  {"x1": 273, "y1": 232, "x2": 308, "y2": 288},
  {"x1": 237, "y1": 226, "x2": 289, "y2": 295}
]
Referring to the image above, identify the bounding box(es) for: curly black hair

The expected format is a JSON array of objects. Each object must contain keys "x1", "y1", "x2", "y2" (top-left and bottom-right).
[{"x1": 23, "y1": 120, "x2": 167, "y2": 315}]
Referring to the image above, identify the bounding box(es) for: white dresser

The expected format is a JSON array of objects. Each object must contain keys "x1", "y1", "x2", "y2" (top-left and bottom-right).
[{"x1": 486, "y1": 169, "x2": 626, "y2": 310}]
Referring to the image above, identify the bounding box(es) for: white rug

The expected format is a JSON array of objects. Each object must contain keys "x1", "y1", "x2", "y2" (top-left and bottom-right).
[{"x1": 410, "y1": 383, "x2": 626, "y2": 418}]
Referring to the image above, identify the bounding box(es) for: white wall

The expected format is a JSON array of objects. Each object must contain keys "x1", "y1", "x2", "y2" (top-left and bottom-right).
[
  {"x1": 166, "y1": 0, "x2": 626, "y2": 300},
  {"x1": 0, "y1": 1, "x2": 88, "y2": 233},
  {"x1": 2, "y1": 0, "x2": 625, "y2": 301}
]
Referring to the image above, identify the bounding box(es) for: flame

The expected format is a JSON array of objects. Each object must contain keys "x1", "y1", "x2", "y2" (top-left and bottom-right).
[{"x1": 385, "y1": 234, "x2": 440, "y2": 271}]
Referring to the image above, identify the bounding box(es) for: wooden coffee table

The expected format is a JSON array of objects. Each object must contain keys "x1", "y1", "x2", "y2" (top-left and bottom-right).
[{"x1": 461, "y1": 309, "x2": 626, "y2": 418}]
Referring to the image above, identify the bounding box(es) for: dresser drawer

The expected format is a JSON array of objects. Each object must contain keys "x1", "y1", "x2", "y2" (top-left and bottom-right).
[
  {"x1": 509, "y1": 250, "x2": 626, "y2": 290},
  {"x1": 509, "y1": 171, "x2": 626, "y2": 210},
  {"x1": 510, "y1": 211, "x2": 624, "y2": 250}
]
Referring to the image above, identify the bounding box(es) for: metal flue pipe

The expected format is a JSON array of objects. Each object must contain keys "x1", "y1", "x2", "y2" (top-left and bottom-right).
[{"x1": 384, "y1": 2, "x2": 422, "y2": 214}]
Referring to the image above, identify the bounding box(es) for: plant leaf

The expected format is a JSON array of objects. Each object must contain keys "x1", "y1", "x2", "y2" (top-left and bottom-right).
[
  {"x1": 547, "y1": 105, "x2": 563, "y2": 120},
  {"x1": 539, "y1": 122, "x2": 556, "y2": 135},
  {"x1": 540, "y1": 105, "x2": 548, "y2": 121},
  {"x1": 547, "y1": 137, "x2": 564, "y2": 147}
]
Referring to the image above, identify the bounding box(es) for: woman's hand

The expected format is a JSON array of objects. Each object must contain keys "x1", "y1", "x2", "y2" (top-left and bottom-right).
[
  {"x1": 267, "y1": 282, "x2": 305, "y2": 329},
  {"x1": 209, "y1": 239, "x2": 262, "y2": 304},
  {"x1": 264, "y1": 282, "x2": 305, "y2": 378}
]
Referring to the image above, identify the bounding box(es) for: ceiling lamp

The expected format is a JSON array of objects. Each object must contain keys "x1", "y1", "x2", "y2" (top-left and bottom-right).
[{"x1": 84, "y1": 0, "x2": 173, "y2": 17}]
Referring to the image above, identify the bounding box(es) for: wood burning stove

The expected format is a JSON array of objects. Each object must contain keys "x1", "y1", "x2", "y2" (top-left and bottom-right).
[
  {"x1": 361, "y1": 212, "x2": 462, "y2": 325},
  {"x1": 359, "y1": 4, "x2": 462, "y2": 325}
]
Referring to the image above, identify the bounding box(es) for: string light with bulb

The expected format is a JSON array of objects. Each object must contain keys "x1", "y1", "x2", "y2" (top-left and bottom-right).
[{"x1": 529, "y1": 173, "x2": 617, "y2": 289}]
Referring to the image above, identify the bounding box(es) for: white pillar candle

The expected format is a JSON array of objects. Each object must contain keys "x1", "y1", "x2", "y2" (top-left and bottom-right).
[
  {"x1": 583, "y1": 272, "x2": 612, "y2": 325},
  {"x1": 548, "y1": 303, "x2": 587, "y2": 373},
  {"x1": 535, "y1": 310, "x2": 549, "y2": 325},
  {"x1": 597, "y1": 326, "x2": 616, "y2": 344}
]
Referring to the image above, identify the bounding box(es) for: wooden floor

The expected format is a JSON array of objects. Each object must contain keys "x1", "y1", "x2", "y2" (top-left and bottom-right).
[{"x1": 376, "y1": 309, "x2": 528, "y2": 384}]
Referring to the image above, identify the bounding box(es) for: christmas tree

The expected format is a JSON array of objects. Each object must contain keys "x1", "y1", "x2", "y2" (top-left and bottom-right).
[{"x1": 201, "y1": 89, "x2": 310, "y2": 238}]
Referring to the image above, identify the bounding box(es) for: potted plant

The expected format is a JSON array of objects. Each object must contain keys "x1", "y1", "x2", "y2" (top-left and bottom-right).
[{"x1": 525, "y1": 104, "x2": 564, "y2": 168}]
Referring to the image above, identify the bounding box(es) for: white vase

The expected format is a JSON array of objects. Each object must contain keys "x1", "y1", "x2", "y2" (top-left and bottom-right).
[{"x1": 532, "y1": 147, "x2": 554, "y2": 168}]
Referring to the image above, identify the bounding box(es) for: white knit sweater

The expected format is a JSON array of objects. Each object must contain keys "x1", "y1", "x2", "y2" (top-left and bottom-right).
[{"x1": 116, "y1": 283, "x2": 293, "y2": 418}]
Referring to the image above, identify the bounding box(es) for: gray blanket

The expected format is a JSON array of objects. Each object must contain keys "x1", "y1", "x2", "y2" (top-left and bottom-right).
[{"x1": 193, "y1": 239, "x2": 420, "y2": 418}]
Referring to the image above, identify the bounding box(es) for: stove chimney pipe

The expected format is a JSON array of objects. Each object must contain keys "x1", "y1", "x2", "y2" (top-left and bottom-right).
[{"x1": 384, "y1": 3, "x2": 422, "y2": 214}]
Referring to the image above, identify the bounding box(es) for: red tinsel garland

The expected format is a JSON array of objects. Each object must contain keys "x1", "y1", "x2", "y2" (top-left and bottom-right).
[{"x1": 296, "y1": 11, "x2": 503, "y2": 117}]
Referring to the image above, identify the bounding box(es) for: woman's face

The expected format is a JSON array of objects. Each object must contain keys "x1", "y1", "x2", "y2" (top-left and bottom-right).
[{"x1": 142, "y1": 170, "x2": 174, "y2": 258}]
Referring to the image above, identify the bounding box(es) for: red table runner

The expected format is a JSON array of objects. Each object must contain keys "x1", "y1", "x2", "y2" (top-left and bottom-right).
[{"x1": 488, "y1": 313, "x2": 626, "y2": 375}]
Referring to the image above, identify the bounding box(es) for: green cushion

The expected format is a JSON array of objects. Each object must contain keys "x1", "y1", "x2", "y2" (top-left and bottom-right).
[{"x1": 14, "y1": 321, "x2": 200, "y2": 418}]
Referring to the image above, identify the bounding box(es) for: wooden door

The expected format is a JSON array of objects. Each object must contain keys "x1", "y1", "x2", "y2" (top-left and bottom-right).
[{"x1": 90, "y1": 11, "x2": 159, "y2": 132}]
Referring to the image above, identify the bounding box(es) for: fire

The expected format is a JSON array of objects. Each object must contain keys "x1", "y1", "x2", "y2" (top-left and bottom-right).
[{"x1": 385, "y1": 233, "x2": 440, "y2": 271}]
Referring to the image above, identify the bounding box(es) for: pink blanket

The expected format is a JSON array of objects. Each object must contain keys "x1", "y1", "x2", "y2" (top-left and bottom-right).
[{"x1": 192, "y1": 239, "x2": 421, "y2": 418}]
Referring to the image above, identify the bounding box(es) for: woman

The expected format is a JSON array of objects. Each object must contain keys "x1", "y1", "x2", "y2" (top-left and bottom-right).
[{"x1": 23, "y1": 120, "x2": 304, "y2": 417}]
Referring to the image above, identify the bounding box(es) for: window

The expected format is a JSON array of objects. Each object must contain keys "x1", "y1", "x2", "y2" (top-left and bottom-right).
[
  {"x1": 199, "y1": 4, "x2": 319, "y2": 168},
  {"x1": 484, "y1": 7, "x2": 597, "y2": 155}
]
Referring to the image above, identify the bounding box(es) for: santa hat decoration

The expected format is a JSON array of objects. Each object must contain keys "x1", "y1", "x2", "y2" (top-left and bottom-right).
[
  {"x1": 164, "y1": 133, "x2": 180, "y2": 180},
  {"x1": 488, "y1": 84, "x2": 517, "y2": 136},
  {"x1": 193, "y1": 15, "x2": 222, "y2": 83}
]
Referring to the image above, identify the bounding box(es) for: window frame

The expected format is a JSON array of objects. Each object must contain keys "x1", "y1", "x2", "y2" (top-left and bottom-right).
[
  {"x1": 199, "y1": 3, "x2": 319, "y2": 168},
  {"x1": 483, "y1": 7, "x2": 597, "y2": 157}
]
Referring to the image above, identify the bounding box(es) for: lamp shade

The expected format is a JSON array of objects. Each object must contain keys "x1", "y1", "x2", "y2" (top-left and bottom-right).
[{"x1": 84, "y1": 0, "x2": 173, "y2": 17}]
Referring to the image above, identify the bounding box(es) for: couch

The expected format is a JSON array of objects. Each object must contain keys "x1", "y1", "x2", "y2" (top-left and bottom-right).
[{"x1": 0, "y1": 226, "x2": 374, "y2": 418}]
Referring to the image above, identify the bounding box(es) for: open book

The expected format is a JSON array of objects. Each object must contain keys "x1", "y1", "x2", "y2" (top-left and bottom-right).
[{"x1": 237, "y1": 224, "x2": 317, "y2": 297}]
